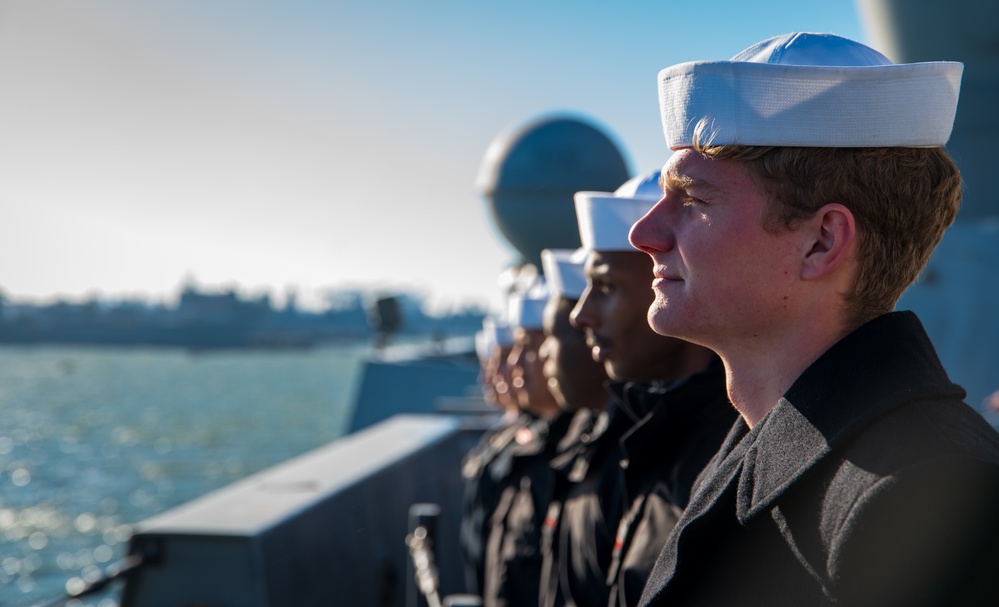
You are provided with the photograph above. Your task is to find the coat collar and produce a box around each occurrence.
[555,407,600,455]
[613,357,730,469]
[641,312,964,603]
[549,399,633,482]
[734,311,965,522]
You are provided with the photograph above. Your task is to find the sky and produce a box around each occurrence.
[0,1,868,313]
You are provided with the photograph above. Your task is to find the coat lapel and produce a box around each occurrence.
[641,312,967,606]
[736,397,830,522]
[736,312,966,520]
[639,417,750,603]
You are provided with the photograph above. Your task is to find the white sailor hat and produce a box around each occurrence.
[658,32,963,149]
[574,170,663,252]
[479,315,513,358]
[507,282,549,331]
[540,248,589,299]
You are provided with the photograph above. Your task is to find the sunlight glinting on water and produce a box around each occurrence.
[0,343,369,606]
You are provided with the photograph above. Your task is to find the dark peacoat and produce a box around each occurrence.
[606,362,736,607]
[481,410,574,607]
[639,311,999,607]
[541,360,734,607]
[459,411,537,596]
[540,402,632,607]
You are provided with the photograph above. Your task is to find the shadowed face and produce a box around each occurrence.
[489,344,517,410]
[540,294,607,411]
[570,250,692,382]
[509,327,560,417]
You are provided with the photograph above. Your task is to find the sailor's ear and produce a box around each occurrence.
[800,203,856,281]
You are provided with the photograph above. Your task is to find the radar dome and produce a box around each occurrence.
[476,115,630,268]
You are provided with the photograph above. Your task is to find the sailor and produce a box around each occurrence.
[630,32,999,606]
[539,171,736,607]
[477,315,522,424]
[481,282,575,607]
[538,248,610,416]
[459,314,534,597]
[506,282,566,423]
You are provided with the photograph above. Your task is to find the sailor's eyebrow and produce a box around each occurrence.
[661,169,717,194]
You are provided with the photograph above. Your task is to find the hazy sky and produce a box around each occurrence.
[0,1,867,312]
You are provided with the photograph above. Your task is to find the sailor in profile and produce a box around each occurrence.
[538,248,610,417]
[474,317,517,422]
[540,171,735,607]
[479,281,575,607]
[459,313,531,597]
[630,32,999,606]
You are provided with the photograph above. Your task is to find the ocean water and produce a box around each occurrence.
[0,342,375,607]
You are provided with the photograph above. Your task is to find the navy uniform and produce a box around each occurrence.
[540,403,628,607]
[540,360,734,607]
[459,410,535,596]
[634,31,999,607]
[639,313,999,607]
[481,409,574,607]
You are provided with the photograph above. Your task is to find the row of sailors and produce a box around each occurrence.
[460,169,735,607]
[457,31,999,607]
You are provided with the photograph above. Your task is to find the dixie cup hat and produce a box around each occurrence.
[658,32,963,149]
[574,169,664,252]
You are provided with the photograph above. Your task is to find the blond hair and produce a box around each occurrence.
[693,132,962,322]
